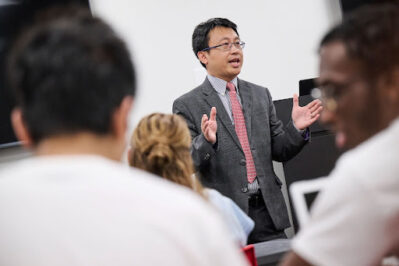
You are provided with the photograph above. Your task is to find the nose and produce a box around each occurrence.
[230,43,241,54]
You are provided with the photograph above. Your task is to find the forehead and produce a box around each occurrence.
[319,41,361,84]
[208,26,239,44]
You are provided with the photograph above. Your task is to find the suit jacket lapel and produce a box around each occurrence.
[238,78,253,140]
[201,78,242,150]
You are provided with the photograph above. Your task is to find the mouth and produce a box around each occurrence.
[324,121,347,149]
[228,58,241,68]
[335,130,347,149]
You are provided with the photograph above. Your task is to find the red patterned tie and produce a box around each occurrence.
[227,82,257,183]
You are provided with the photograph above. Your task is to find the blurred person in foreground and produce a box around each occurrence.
[0,6,248,266]
[128,113,255,246]
[374,214,399,266]
[281,3,399,266]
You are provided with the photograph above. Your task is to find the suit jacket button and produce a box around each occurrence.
[204,153,210,160]
[241,187,248,193]
[240,159,246,166]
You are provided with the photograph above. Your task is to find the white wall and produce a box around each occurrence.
[0,2,343,166]
[90,0,342,132]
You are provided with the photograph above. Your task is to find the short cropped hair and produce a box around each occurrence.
[192,18,239,68]
[320,3,399,82]
[7,6,136,144]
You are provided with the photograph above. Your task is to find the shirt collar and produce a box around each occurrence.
[207,74,238,95]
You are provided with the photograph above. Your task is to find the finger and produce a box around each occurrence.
[312,99,322,108]
[309,106,323,117]
[202,114,208,124]
[314,106,323,115]
[311,113,320,122]
[309,102,321,113]
[305,114,319,127]
[292,94,299,108]
[306,99,319,110]
[202,121,209,132]
[204,126,211,139]
[210,107,217,121]
[201,114,208,132]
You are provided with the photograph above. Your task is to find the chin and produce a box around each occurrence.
[230,69,241,77]
[344,137,366,151]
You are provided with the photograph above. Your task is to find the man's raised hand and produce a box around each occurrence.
[201,107,217,144]
[291,94,323,130]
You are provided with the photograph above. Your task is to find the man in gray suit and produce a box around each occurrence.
[173,18,322,243]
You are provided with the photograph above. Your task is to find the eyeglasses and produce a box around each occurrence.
[311,83,344,112]
[312,78,362,112]
[311,85,339,112]
[201,41,246,52]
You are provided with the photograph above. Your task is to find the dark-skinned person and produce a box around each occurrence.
[281,3,399,266]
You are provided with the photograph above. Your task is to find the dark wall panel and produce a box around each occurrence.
[273,96,342,231]
[0,0,90,148]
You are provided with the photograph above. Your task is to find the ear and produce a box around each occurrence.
[386,68,399,102]
[197,51,208,66]
[127,146,132,166]
[11,108,33,148]
[377,68,399,110]
[111,96,134,140]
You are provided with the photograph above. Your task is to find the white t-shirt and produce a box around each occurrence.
[292,118,399,266]
[0,155,248,266]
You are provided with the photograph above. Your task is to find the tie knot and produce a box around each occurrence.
[226,82,235,92]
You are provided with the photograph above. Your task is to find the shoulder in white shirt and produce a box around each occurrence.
[0,155,248,266]
[292,118,399,265]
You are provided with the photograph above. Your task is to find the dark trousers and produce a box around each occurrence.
[247,190,286,244]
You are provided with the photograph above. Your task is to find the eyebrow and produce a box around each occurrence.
[216,37,240,43]
[315,78,326,87]
[317,77,341,87]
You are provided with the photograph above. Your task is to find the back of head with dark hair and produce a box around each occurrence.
[192,18,238,68]
[7,6,136,144]
[320,3,399,82]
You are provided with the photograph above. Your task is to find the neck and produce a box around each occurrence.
[34,132,124,161]
[207,73,237,82]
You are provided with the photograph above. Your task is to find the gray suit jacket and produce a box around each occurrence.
[173,77,307,230]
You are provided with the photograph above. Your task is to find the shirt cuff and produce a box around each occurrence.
[302,128,310,140]
[293,122,309,140]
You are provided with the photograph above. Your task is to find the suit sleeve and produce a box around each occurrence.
[265,89,308,162]
[173,99,216,170]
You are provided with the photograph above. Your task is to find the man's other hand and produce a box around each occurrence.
[291,94,323,130]
[201,107,217,144]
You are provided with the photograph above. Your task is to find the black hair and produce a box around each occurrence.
[192,18,239,68]
[7,6,136,144]
[320,3,399,82]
